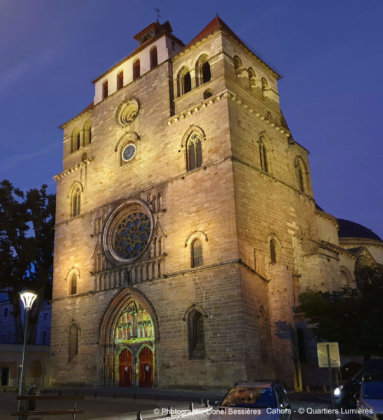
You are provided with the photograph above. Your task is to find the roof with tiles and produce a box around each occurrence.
[182,15,281,78]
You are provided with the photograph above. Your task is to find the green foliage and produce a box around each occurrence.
[0,180,55,343]
[297,268,383,357]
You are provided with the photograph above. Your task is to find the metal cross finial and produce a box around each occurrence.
[154,8,161,23]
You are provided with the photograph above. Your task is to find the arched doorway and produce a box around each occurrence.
[139,347,153,388]
[100,289,158,388]
[119,349,133,387]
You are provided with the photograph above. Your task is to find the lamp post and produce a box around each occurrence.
[17,290,37,418]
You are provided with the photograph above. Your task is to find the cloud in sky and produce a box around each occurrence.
[0,48,58,99]
[0,142,60,174]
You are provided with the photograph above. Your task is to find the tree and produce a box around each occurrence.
[297,267,383,358]
[0,180,55,344]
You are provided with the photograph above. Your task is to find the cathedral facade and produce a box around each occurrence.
[50,17,383,389]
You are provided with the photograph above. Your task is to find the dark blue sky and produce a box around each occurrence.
[0,0,382,237]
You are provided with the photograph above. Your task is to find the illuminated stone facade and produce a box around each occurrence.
[50,18,383,389]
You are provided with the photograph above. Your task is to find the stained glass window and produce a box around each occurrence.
[113,212,151,260]
[114,301,154,344]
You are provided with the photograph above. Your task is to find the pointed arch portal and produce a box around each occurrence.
[99,288,158,387]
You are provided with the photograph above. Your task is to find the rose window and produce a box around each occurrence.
[113,212,151,260]
[103,200,153,264]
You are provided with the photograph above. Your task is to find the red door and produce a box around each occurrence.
[119,349,133,387]
[139,347,153,388]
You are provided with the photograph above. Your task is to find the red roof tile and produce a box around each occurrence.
[183,15,281,78]
[185,15,243,49]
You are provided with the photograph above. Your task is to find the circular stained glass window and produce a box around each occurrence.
[122,144,136,162]
[102,201,153,264]
[113,212,151,260]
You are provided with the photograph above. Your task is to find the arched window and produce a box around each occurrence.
[71,185,81,217]
[117,71,124,90]
[196,55,211,86]
[133,59,140,80]
[188,309,205,359]
[270,239,277,264]
[68,324,79,362]
[297,165,304,192]
[83,121,91,145]
[186,132,202,171]
[102,80,108,99]
[261,77,268,98]
[70,274,77,295]
[177,67,192,96]
[295,158,307,193]
[259,138,268,173]
[71,129,81,152]
[150,46,158,69]
[202,61,211,84]
[191,239,203,268]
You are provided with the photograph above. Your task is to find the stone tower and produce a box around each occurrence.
[50,17,341,389]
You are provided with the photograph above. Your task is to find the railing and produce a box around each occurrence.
[93,256,164,292]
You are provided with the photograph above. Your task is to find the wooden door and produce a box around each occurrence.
[119,349,133,387]
[138,347,153,388]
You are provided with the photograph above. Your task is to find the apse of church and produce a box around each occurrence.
[50,17,362,390]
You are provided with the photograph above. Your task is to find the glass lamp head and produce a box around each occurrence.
[19,291,37,311]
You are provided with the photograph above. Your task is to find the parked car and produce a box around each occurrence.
[334,360,383,409]
[209,381,291,420]
[357,379,383,419]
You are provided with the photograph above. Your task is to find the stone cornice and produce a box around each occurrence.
[340,237,383,249]
[53,158,93,181]
[166,89,228,126]
[318,240,357,259]
[166,88,292,141]
[315,209,339,228]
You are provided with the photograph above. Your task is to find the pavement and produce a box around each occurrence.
[0,388,358,420]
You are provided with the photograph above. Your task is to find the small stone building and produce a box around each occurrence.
[50,17,383,389]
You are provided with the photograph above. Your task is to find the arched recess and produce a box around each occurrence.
[294,156,309,193]
[183,304,207,360]
[69,181,84,218]
[180,125,206,149]
[137,344,155,387]
[71,128,81,152]
[339,266,353,287]
[185,231,208,267]
[66,267,80,295]
[266,233,282,264]
[83,120,91,145]
[258,135,269,173]
[261,77,268,98]
[115,131,140,166]
[133,59,140,80]
[233,55,242,73]
[184,230,208,248]
[67,320,81,363]
[195,54,211,87]
[150,46,158,69]
[177,66,192,96]
[248,67,256,90]
[99,287,159,386]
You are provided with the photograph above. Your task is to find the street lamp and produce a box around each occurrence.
[17,290,37,418]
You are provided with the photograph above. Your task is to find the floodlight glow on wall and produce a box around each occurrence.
[19,291,37,311]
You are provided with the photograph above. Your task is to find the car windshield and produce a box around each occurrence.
[220,386,276,408]
[363,382,383,400]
